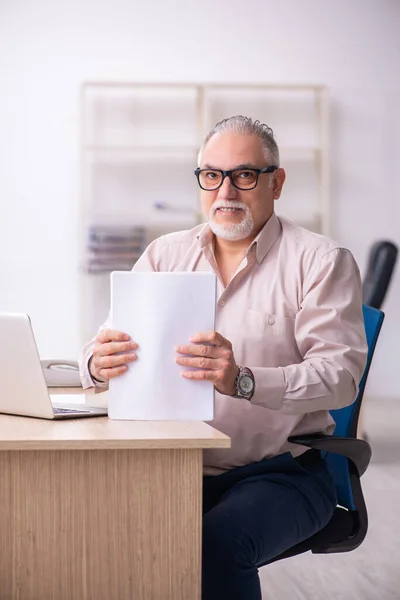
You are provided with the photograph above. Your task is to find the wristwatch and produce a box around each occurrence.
[233,366,255,400]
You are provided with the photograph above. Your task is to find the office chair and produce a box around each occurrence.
[257,304,384,567]
[360,240,397,439]
[362,240,398,309]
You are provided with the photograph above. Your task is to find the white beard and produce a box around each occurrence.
[209,201,254,241]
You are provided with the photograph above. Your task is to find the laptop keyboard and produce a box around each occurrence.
[53,406,91,414]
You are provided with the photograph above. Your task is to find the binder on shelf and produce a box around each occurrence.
[84,224,147,274]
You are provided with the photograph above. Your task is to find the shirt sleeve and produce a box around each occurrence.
[79,241,159,391]
[250,248,368,415]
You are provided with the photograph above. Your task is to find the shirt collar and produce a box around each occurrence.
[197,222,214,250]
[197,212,282,264]
[252,212,282,263]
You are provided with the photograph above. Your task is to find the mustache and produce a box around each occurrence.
[211,200,248,214]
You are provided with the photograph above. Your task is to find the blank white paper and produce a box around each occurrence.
[108,271,217,420]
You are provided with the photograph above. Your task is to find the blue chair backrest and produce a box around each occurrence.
[326,305,384,509]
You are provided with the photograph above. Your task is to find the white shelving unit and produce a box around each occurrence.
[80,82,330,343]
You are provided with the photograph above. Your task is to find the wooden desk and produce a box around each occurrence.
[0,415,230,600]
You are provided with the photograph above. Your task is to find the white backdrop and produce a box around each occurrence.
[0,0,399,398]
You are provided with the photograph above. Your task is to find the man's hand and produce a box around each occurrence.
[175,331,238,396]
[90,329,138,382]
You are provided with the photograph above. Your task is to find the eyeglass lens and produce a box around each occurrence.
[199,169,258,190]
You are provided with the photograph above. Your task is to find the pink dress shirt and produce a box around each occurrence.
[80,213,368,475]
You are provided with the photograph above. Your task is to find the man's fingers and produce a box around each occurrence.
[175,356,216,370]
[97,340,138,357]
[175,343,226,357]
[181,370,216,382]
[98,329,130,344]
[91,329,138,382]
[97,365,129,380]
[189,331,230,347]
[96,352,137,370]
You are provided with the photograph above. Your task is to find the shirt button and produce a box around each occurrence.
[219,300,226,307]
[268,316,275,325]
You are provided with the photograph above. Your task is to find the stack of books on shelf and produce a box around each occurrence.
[85,224,147,274]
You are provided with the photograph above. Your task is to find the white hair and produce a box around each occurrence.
[198,115,280,166]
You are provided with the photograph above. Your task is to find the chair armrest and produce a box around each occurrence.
[288,434,371,476]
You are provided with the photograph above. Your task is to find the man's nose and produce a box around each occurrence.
[218,175,238,198]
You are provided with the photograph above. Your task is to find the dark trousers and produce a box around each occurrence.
[202,451,337,600]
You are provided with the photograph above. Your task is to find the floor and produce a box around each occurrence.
[260,397,400,600]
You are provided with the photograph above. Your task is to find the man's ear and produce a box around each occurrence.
[273,168,286,200]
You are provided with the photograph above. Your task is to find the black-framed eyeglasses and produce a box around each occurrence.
[194,166,278,191]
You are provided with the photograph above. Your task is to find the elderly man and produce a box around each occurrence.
[80,116,367,600]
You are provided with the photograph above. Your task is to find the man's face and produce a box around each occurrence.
[199,132,285,242]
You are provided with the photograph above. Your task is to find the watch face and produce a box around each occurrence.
[239,375,254,394]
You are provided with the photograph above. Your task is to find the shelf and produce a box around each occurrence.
[84,82,326,91]
[202,87,320,149]
[84,210,200,227]
[84,154,199,219]
[83,145,318,156]
[80,81,329,344]
[83,84,199,148]
[83,145,200,153]
[83,148,199,165]
[279,147,320,158]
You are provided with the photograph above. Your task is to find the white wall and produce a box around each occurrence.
[0,0,399,398]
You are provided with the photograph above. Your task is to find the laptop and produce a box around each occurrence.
[0,313,107,419]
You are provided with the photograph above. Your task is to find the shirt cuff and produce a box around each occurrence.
[250,366,286,410]
[79,355,109,392]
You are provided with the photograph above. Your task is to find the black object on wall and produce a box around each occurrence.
[362,241,398,309]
